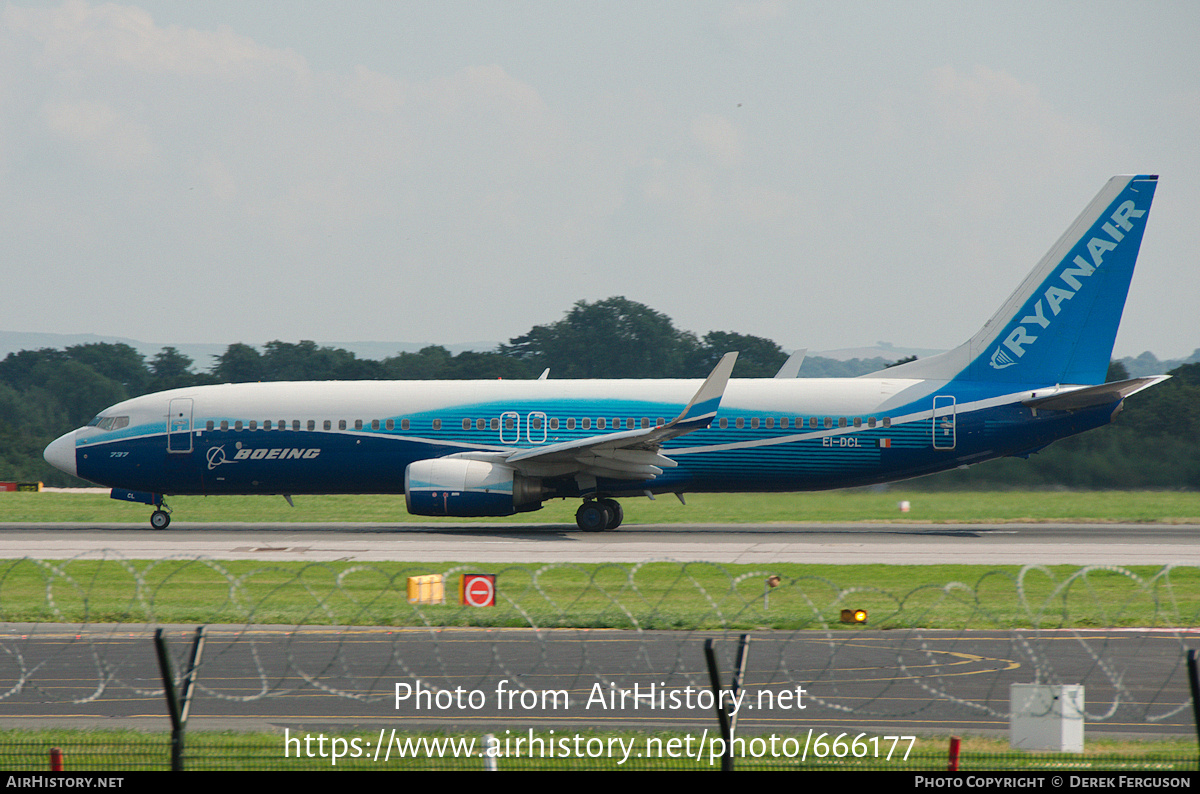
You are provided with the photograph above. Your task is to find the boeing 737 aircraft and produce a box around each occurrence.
[45,175,1164,531]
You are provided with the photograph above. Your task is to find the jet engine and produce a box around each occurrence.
[405,458,544,517]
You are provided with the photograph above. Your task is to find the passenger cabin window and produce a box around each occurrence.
[221,421,229,431]
[355,420,363,430]
[235,421,243,430]
[371,420,380,430]
[339,420,347,430]
[324,420,332,430]
[402,419,411,430]
[206,421,214,431]
[431,419,439,430]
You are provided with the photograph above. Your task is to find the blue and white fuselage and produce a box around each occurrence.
[44,175,1165,530]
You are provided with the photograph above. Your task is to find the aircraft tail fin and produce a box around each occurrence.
[865,175,1158,385]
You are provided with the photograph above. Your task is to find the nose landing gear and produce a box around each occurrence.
[150,499,172,530]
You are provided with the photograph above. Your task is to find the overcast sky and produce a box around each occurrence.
[2,1,1197,359]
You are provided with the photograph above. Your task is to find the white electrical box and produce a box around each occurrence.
[1009,684,1084,753]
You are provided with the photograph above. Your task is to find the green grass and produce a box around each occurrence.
[2,558,1197,630]
[0,729,1193,771]
[5,489,1200,524]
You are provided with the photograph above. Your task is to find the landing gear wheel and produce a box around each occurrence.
[575,501,611,532]
[150,510,171,530]
[599,498,623,530]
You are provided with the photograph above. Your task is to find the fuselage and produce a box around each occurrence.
[50,375,1116,499]
[39,175,1160,531]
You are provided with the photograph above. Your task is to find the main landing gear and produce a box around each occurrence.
[575,498,623,532]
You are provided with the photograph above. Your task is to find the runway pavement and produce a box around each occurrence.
[1,521,1199,565]
[1,522,1197,741]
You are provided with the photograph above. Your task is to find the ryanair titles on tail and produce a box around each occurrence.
[990,199,1146,370]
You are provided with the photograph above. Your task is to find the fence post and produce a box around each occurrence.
[703,634,750,772]
[154,626,207,771]
[1187,649,1200,771]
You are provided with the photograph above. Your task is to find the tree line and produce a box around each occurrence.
[1,296,1194,489]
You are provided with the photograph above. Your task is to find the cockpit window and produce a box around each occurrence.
[87,415,129,431]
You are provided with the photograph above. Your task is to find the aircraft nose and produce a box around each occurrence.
[44,430,78,477]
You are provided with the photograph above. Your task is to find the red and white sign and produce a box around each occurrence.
[460,574,496,607]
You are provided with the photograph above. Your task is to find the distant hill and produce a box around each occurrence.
[1116,349,1200,378]
[811,342,946,362]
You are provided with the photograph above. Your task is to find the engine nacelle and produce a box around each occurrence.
[405,458,544,517]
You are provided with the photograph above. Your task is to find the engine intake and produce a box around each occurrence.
[405,458,544,517]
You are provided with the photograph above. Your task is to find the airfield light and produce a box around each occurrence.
[840,608,868,625]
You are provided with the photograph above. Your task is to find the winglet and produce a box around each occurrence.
[774,349,806,378]
[670,352,737,429]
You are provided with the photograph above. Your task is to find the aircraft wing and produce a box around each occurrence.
[499,352,738,481]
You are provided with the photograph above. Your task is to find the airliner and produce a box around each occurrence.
[45,175,1164,531]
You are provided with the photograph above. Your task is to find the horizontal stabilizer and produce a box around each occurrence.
[1022,376,1169,411]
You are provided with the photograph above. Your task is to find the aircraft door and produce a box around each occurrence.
[932,395,956,450]
[167,398,194,453]
[500,411,520,444]
[527,412,547,444]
